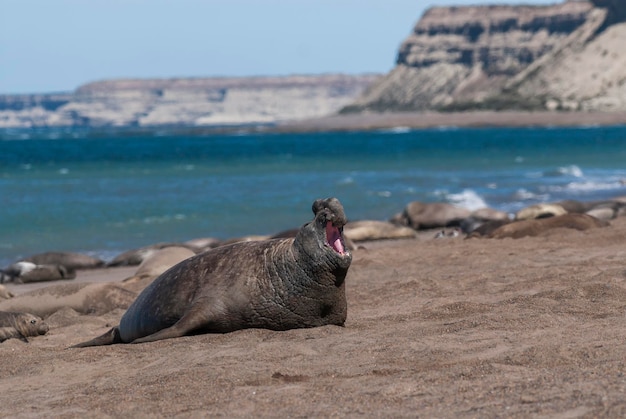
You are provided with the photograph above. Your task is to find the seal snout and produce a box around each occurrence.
[312,197,348,227]
[37,320,50,335]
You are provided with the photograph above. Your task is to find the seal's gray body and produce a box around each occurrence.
[73,197,351,346]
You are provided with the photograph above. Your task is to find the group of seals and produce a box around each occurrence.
[0,311,49,343]
[0,261,76,284]
[21,252,105,271]
[486,213,609,239]
[72,197,352,347]
[1,251,107,284]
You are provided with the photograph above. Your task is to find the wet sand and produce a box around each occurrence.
[1,216,625,417]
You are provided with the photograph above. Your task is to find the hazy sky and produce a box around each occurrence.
[1,0,558,94]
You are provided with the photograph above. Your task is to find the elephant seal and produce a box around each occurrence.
[0,261,36,283]
[488,213,608,239]
[0,285,14,300]
[0,311,49,343]
[107,243,199,267]
[1,262,75,284]
[22,252,105,270]
[0,282,137,318]
[392,202,471,230]
[18,264,76,283]
[344,220,416,242]
[72,197,352,347]
[122,246,197,291]
[465,219,511,238]
[515,203,567,220]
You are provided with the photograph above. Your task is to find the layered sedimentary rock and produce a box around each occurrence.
[0,74,378,128]
[344,0,626,113]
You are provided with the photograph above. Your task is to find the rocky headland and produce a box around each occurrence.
[343,0,626,114]
[2,0,626,130]
[0,74,379,128]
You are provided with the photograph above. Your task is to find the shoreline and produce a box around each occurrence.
[4,111,626,138]
[274,110,626,133]
[1,217,626,416]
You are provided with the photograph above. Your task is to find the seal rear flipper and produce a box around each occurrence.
[130,309,209,344]
[130,321,196,344]
[70,327,123,348]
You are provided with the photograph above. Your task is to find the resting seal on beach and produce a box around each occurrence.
[0,311,49,343]
[0,282,137,318]
[21,252,105,271]
[488,213,608,239]
[72,197,352,347]
[0,262,75,284]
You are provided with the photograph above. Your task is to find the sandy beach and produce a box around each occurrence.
[1,214,625,417]
[277,110,626,132]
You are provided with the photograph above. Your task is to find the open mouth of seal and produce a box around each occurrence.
[325,222,346,255]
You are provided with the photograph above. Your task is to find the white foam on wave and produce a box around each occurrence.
[546,180,625,193]
[514,188,549,201]
[445,189,488,211]
[142,213,187,224]
[337,176,354,185]
[379,126,411,134]
[557,165,584,177]
[525,171,543,179]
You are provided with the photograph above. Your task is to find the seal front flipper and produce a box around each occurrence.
[70,326,123,348]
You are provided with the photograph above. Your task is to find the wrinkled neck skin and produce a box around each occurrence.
[292,220,351,286]
[257,221,351,328]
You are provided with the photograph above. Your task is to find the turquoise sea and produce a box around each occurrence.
[1,125,625,267]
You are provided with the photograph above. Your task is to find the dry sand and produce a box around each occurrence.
[0,216,625,417]
[277,110,626,132]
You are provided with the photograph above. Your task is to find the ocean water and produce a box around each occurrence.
[1,125,625,267]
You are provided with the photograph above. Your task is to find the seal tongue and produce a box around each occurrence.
[326,222,345,255]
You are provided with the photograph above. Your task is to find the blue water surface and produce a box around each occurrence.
[1,125,625,265]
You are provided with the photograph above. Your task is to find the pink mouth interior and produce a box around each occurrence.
[326,222,345,255]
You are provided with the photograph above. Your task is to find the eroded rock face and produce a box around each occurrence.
[344,1,626,113]
[398,3,592,75]
[0,74,379,128]
[591,0,626,26]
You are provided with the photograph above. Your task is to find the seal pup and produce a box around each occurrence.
[72,197,352,347]
[0,311,49,343]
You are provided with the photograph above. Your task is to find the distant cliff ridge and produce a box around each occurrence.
[0,74,378,128]
[3,0,625,129]
[344,0,626,113]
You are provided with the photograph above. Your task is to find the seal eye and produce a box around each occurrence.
[30,319,37,324]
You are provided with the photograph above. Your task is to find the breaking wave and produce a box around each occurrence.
[444,189,488,211]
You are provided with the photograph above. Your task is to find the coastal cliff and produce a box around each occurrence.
[344,0,626,113]
[0,74,378,128]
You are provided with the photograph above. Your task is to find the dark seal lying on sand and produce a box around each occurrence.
[72,197,352,347]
